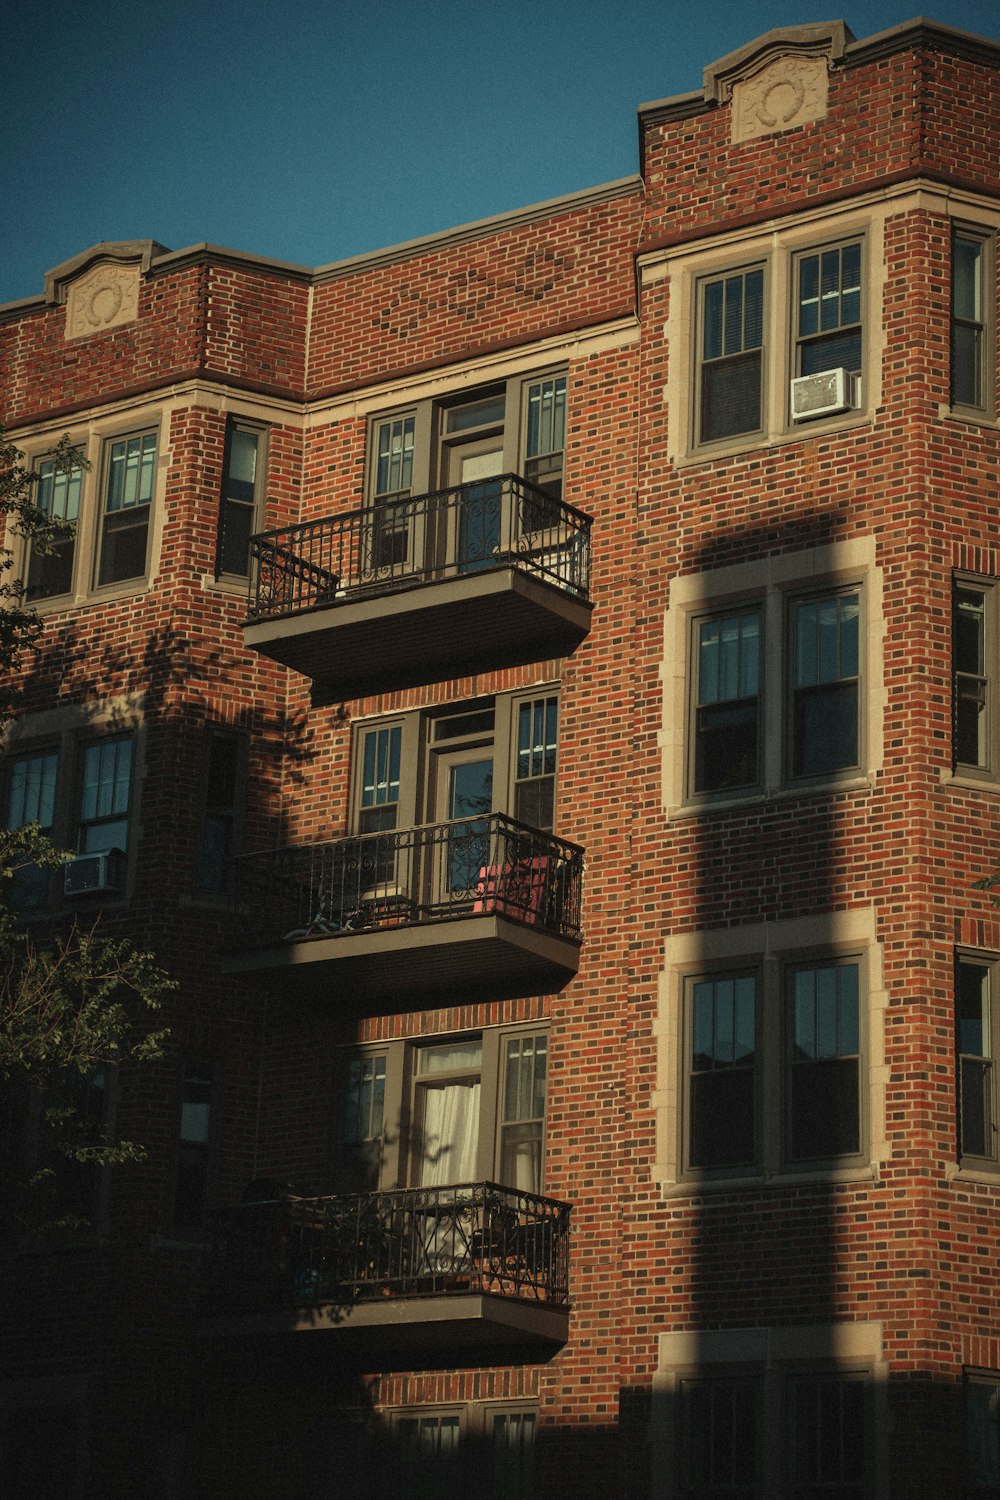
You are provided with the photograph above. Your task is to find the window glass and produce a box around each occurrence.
[953,232,988,410]
[689,973,757,1170]
[500,1033,548,1192]
[197,732,244,894]
[787,1374,866,1495]
[797,243,863,377]
[788,961,861,1161]
[174,1061,215,1228]
[6,748,59,909]
[374,416,415,499]
[680,1376,758,1496]
[27,456,81,600]
[360,726,401,834]
[524,375,567,501]
[967,1376,1000,1494]
[490,1409,537,1500]
[78,736,133,853]
[98,432,156,585]
[695,609,761,792]
[514,696,558,830]
[700,268,764,443]
[791,591,860,777]
[218,424,260,577]
[957,960,995,1162]
[956,586,990,769]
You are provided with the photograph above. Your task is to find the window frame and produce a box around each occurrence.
[194,728,248,897]
[951,225,995,420]
[791,236,865,391]
[693,261,767,450]
[25,449,84,603]
[688,603,764,797]
[964,1368,1000,1498]
[955,952,1000,1173]
[783,954,866,1170]
[75,732,135,856]
[170,1056,222,1233]
[215,418,268,580]
[335,1021,550,1195]
[954,575,998,780]
[786,582,864,784]
[94,428,159,589]
[682,966,761,1178]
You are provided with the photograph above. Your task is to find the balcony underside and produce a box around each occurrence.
[201,1290,569,1359]
[221,911,581,1002]
[243,567,593,700]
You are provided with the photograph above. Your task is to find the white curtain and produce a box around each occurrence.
[418,1080,481,1185]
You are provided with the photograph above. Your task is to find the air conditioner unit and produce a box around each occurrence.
[63,849,126,897]
[790,367,853,421]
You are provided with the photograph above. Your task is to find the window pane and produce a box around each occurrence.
[789,964,861,1160]
[700,270,764,443]
[79,737,133,852]
[954,236,983,322]
[7,750,58,831]
[958,961,994,1161]
[695,610,760,792]
[967,1379,1000,1492]
[789,1375,866,1494]
[792,593,860,777]
[689,975,757,1169]
[491,1411,536,1500]
[375,416,415,498]
[681,1377,758,1495]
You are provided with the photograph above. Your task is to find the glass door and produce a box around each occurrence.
[439,751,494,899]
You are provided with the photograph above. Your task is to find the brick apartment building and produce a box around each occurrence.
[3,14,1000,1497]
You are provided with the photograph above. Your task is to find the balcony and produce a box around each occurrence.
[222,813,582,1002]
[201,1182,571,1358]
[243,476,593,699]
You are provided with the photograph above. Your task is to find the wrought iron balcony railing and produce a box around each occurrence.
[229,812,583,950]
[205,1182,571,1313]
[246,474,591,621]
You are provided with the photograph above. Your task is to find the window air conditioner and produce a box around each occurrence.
[63,849,126,897]
[790,368,853,421]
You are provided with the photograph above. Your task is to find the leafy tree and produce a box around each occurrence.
[0,429,173,1236]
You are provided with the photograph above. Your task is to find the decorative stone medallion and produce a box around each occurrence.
[65,261,141,340]
[731,54,829,143]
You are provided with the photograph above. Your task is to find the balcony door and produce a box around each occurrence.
[433,745,495,903]
[440,393,507,576]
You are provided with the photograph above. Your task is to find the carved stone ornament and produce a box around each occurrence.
[65,261,141,340]
[731,54,829,143]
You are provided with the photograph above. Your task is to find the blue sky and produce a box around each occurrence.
[3,0,1000,306]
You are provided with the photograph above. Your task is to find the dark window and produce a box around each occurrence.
[679,1376,759,1498]
[5,747,59,911]
[955,584,991,772]
[341,1052,387,1191]
[173,1060,217,1229]
[787,1373,866,1497]
[77,735,133,854]
[790,590,860,778]
[787,960,861,1163]
[966,1373,1000,1498]
[957,958,996,1165]
[97,432,156,585]
[27,455,81,600]
[489,1408,536,1500]
[694,608,761,793]
[197,731,245,894]
[688,973,758,1171]
[953,230,991,413]
[699,268,765,443]
[795,242,863,378]
[217,423,263,577]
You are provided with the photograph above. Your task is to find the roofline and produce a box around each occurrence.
[0,176,642,319]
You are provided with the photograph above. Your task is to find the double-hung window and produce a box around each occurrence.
[790,588,861,779]
[787,959,861,1163]
[27,456,82,601]
[794,240,863,380]
[77,735,133,854]
[216,421,265,578]
[697,267,765,445]
[6,747,60,910]
[692,608,761,793]
[954,578,996,776]
[966,1371,1000,1496]
[952,227,993,416]
[956,956,999,1169]
[196,730,246,895]
[172,1059,219,1230]
[97,431,157,586]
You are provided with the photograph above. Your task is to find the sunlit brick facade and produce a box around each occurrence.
[3,17,1000,1499]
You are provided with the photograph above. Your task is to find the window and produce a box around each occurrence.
[683,573,866,803]
[196,730,246,894]
[955,579,995,775]
[352,690,559,839]
[656,1327,882,1500]
[787,960,861,1163]
[77,735,133,854]
[6,747,59,910]
[794,240,863,379]
[172,1059,219,1230]
[366,371,568,580]
[97,431,157,586]
[966,1372,1000,1498]
[697,267,765,444]
[338,1024,548,1195]
[26,455,82,601]
[790,589,861,778]
[373,1405,537,1500]
[216,421,266,577]
[956,956,998,1168]
[681,956,864,1179]
[952,228,993,415]
[692,608,761,793]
